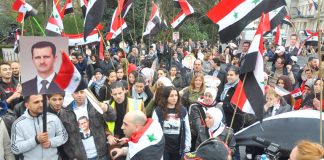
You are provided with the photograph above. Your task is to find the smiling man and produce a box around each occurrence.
[22,41,63,96]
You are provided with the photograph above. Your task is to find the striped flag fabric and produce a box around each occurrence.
[230,80,254,114]
[304,30,318,46]
[282,15,293,27]
[12,0,38,23]
[80,0,88,18]
[128,119,164,160]
[143,1,162,37]
[46,17,62,36]
[63,29,99,46]
[61,0,73,16]
[274,85,290,96]
[53,0,64,30]
[83,0,105,40]
[268,6,287,30]
[99,38,104,60]
[54,51,82,94]
[206,0,286,43]
[274,25,282,46]
[230,13,270,120]
[291,88,302,99]
[170,0,194,29]
[106,0,130,41]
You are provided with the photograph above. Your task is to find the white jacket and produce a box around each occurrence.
[11,110,68,160]
[0,118,14,160]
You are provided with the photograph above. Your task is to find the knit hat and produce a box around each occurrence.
[127,64,137,75]
[94,68,103,75]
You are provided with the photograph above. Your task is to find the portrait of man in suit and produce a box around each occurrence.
[22,41,63,96]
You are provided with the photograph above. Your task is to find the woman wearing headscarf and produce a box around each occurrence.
[189,88,219,150]
[89,68,106,99]
[205,107,235,154]
[301,78,324,110]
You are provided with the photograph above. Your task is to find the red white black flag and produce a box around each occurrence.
[170,0,194,29]
[231,13,270,121]
[12,0,38,23]
[143,1,161,37]
[206,0,286,43]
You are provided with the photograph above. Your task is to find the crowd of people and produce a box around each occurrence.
[0,34,324,160]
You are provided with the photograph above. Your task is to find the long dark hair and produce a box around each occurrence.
[159,86,182,120]
[277,75,293,91]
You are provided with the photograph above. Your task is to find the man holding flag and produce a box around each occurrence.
[110,111,165,160]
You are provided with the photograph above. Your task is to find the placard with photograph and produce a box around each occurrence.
[20,36,68,97]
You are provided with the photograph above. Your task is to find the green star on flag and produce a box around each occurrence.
[147,133,157,142]
[234,12,238,19]
[74,77,80,82]
[252,0,260,5]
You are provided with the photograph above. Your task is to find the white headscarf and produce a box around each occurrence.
[206,107,225,138]
[157,77,173,87]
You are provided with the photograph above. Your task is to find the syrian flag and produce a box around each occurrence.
[46,17,62,36]
[291,88,302,99]
[128,119,164,160]
[61,0,73,17]
[170,0,194,29]
[83,0,105,40]
[80,0,88,18]
[121,0,134,18]
[13,29,20,53]
[143,1,162,37]
[63,29,99,46]
[274,25,282,46]
[53,0,64,30]
[54,51,82,94]
[12,0,38,23]
[106,0,128,41]
[230,80,253,114]
[282,15,293,27]
[161,18,168,30]
[206,0,286,43]
[268,6,287,30]
[274,85,290,96]
[230,13,270,120]
[304,30,318,46]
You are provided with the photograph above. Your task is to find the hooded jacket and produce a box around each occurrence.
[11,110,68,160]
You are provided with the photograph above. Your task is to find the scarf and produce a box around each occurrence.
[206,107,225,138]
[93,77,106,95]
[132,85,148,102]
[220,79,239,101]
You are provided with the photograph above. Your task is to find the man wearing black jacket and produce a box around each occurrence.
[208,58,227,102]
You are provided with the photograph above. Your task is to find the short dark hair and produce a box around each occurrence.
[31,41,56,57]
[135,76,145,84]
[47,93,65,99]
[212,57,221,66]
[110,81,125,91]
[243,41,251,46]
[277,57,286,65]
[290,33,298,38]
[228,66,239,75]
[78,116,88,122]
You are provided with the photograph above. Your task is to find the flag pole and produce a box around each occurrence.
[141,0,149,40]
[28,17,34,36]
[32,17,46,36]
[21,22,24,36]
[132,1,136,43]
[316,0,323,145]
[225,73,247,144]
